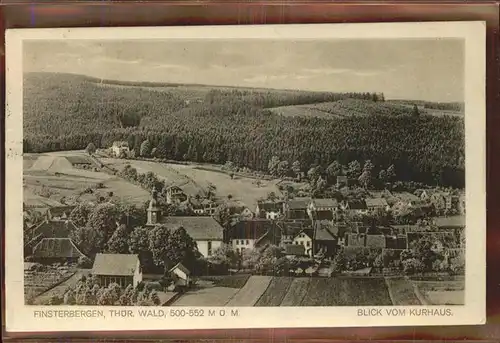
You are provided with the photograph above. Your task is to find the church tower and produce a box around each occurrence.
[147,186,161,225]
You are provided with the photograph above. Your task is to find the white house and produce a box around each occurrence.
[256,200,284,220]
[228,219,275,255]
[92,253,142,288]
[307,198,338,220]
[169,262,191,287]
[111,141,130,158]
[292,229,314,257]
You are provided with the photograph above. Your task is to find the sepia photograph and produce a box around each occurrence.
[5,22,486,331]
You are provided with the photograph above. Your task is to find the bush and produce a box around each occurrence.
[77,256,93,269]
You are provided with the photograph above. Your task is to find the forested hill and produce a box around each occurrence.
[23,72,465,188]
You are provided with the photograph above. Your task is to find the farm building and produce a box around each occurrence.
[32,238,86,264]
[46,206,76,220]
[256,200,284,220]
[284,197,310,220]
[65,155,96,168]
[92,253,142,288]
[169,262,191,288]
[111,141,130,157]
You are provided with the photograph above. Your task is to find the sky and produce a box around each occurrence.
[23,38,464,102]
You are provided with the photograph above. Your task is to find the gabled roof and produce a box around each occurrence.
[395,192,420,202]
[33,238,86,259]
[287,197,311,210]
[346,200,367,210]
[365,198,388,208]
[433,215,465,228]
[92,253,139,276]
[294,228,314,240]
[311,198,338,208]
[157,216,224,240]
[32,219,78,239]
[169,262,191,276]
[229,219,273,240]
[313,221,338,241]
[366,234,386,248]
[276,220,309,237]
[257,200,283,212]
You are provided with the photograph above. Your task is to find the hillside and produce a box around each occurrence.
[23,72,465,188]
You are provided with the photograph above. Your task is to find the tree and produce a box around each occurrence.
[358,170,371,189]
[277,160,290,177]
[85,142,97,155]
[148,225,199,273]
[291,160,301,178]
[378,169,387,183]
[386,164,396,182]
[86,203,120,251]
[402,258,425,275]
[347,160,361,179]
[363,160,375,173]
[107,224,130,254]
[209,244,241,271]
[412,104,420,117]
[128,226,155,271]
[213,204,231,229]
[326,161,342,183]
[307,166,321,183]
[69,202,95,228]
[267,156,280,176]
[267,192,277,202]
[77,255,93,269]
[332,250,346,273]
[140,139,152,157]
[70,225,104,257]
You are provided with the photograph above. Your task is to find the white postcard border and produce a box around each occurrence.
[5,22,486,332]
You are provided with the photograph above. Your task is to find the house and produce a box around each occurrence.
[307,198,338,221]
[188,198,219,216]
[46,206,76,220]
[340,200,368,216]
[111,141,130,158]
[256,200,284,220]
[32,238,86,264]
[284,197,311,220]
[169,262,191,288]
[165,185,188,204]
[283,244,306,259]
[227,219,277,255]
[364,198,389,212]
[312,221,338,258]
[292,229,314,256]
[226,200,254,220]
[153,217,224,258]
[276,220,310,246]
[92,253,143,288]
[393,192,422,208]
[29,218,78,240]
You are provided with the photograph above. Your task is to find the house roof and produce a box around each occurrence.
[294,228,314,240]
[33,238,86,259]
[92,253,139,276]
[158,216,224,240]
[229,219,273,240]
[276,220,310,237]
[169,262,191,276]
[32,219,78,239]
[287,197,311,210]
[313,221,338,240]
[257,200,283,212]
[433,215,465,228]
[346,200,367,210]
[284,244,306,256]
[395,192,420,202]
[311,198,338,208]
[65,156,93,165]
[48,206,76,218]
[366,235,386,248]
[365,198,388,208]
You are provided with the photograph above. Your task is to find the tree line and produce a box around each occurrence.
[24,72,465,188]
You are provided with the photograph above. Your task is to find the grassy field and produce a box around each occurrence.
[385,277,422,305]
[101,156,281,209]
[255,277,294,307]
[23,153,151,207]
[225,276,273,306]
[412,279,464,305]
[173,286,240,306]
[269,99,463,119]
[280,278,311,306]
[24,266,77,304]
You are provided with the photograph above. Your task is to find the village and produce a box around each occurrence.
[22,140,466,307]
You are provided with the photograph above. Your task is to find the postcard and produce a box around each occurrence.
[4,22,486,332]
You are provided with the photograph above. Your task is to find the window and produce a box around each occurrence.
[246,240,249,245]
[306,241,311,247]
[207,241,212,256]
[241,247,245,254]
